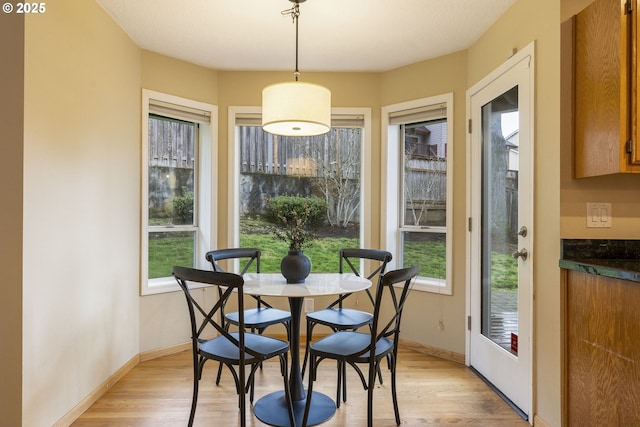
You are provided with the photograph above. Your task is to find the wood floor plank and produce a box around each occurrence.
[71,348,529,426]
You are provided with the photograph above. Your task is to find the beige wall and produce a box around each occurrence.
[141,50,219,104]
[380,51,469,353]
[468,0,562,426]
[561,171,640,238]
[139,52,220,353]
[0,11,24,427]
[22,1,141,425]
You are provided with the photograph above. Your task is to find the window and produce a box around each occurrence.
[382,94,453,294]
[228,107,371,273]
[141,90,217,295]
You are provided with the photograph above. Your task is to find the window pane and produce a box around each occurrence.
[147,114,198,282]
[402,231,446,280]
[384,94,452,294]
[403,120,447,228]
[148,231,196,279]
[238,126,361,273]
[148,115,196,226]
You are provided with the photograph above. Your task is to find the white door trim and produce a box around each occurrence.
[465,40,535,419]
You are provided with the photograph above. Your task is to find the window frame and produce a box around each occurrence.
[381,93,454,295]
[227,106,372,266]
[141,89,217,295]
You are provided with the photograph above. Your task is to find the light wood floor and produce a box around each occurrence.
[72,347,529,426]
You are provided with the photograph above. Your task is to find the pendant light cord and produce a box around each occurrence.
[282,1,302,81]
[294,6,299,81]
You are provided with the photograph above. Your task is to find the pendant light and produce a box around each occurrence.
[262,0,331,137]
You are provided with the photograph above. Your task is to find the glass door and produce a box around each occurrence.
[467,43,533,418]
[481,86,521,354]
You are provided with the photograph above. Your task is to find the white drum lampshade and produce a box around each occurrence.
[262,81,331,136]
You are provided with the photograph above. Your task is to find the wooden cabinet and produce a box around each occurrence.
[563,269,640,426]
[574,0,640,177]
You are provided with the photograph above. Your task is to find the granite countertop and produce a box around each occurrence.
[559,239,640,283]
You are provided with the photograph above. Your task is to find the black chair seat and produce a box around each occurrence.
[225,307,292,331]
[310,331,394,360]
[200,332,290,363]
[306,308,373,330]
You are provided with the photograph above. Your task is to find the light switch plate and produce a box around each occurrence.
[586,203,612,228]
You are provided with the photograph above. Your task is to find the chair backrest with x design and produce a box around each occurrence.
[205,248,260,274]
[173,266,252,362]
[330,248,393,309]
[369,265,419,354]
[205,248,273,310]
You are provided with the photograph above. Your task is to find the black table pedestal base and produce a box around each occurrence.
[253,390,335,427]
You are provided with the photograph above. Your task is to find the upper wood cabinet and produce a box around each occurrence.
[574,0,640,177]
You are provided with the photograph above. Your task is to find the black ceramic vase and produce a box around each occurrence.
[280,250,311,284]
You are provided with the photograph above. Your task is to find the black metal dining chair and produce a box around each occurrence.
[172,266,295,427]
[205,248,292,390]
[301,248,392,406]
[301,265,419,427]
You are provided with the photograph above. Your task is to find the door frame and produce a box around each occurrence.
[465,41,535,418]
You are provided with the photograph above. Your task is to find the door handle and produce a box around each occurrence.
[512,248,528,261]
[518,226,527,237]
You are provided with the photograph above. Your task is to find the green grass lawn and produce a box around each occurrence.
[402,239,446,279]
[490,252,518,289]
[239,234,356,273]
[148,220,517,290]
[148,232,194,279]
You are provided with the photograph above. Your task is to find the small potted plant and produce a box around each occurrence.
[265,196,326,283]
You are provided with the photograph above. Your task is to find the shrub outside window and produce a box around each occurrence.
[229,107,371,274]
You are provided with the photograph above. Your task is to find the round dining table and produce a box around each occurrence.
[242,272,371,427]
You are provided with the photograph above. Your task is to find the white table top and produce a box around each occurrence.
[242,272,371,298]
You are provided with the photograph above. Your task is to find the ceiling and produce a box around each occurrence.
[96,0,517,73]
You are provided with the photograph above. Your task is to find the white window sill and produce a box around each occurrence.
[396,275,452,295]
[142,276,209,296]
